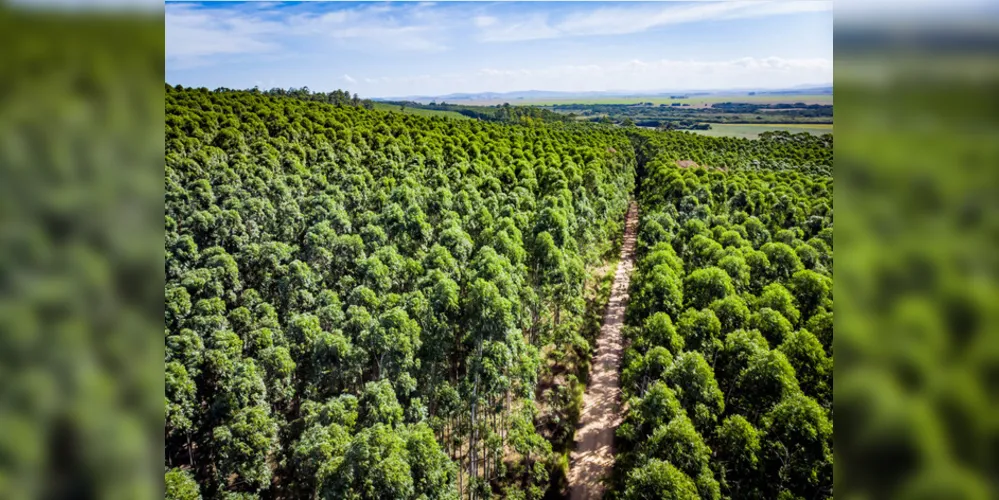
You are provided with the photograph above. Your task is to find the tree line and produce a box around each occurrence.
[201,85,377,109]
[388,101,574,124]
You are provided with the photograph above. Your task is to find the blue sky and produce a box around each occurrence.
[166,1,833,97]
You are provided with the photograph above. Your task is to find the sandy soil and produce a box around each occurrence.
[568,202,638,500]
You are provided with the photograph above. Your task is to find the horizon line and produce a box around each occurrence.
[370,83,834,100]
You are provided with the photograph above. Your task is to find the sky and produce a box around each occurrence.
[166,1,834,98]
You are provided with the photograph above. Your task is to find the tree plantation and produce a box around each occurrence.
[164,85,832,499]
[611,131,832,500]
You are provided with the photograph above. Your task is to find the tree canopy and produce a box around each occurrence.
[612,129,832,499]
[163,85,831,500]
[164,85,635,499]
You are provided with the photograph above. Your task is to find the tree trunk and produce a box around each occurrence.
[458,412,464,497]
[470,357,480,500]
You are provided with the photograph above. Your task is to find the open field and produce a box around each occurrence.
[687,122,833,138]
[372,101,470,119]
[449,93,833,108]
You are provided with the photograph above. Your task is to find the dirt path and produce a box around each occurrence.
[568,201,638,500]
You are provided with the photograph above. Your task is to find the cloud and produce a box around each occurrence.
[167,2,832,96]
[555,2,746,37]
[166,3,284,65]
[476,1,832,42]
[280,3,449,51]
[328,26,446,52]
[477,14,561,42]
[167,2,448,68]
[474,16,497,28]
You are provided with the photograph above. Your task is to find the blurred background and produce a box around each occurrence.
[835,0,999,498]
[0,0,997,498]
[0,1,163,499]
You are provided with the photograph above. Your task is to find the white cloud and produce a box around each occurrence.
[328,26,446,51]
[556,2,745,37]
[478,14,561,42]
[476,1,832,42]
[474,16,497,28]
[167,2,448,68]
[283,4,447,51]
[167,2,832,96]
[166,3,284,65]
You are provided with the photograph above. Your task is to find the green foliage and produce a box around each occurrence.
[639,312,684,354]
[618,381,685,445]
[212,405,277,491]
[664,352,725,432]
[715,415,761,496]
[757,283,801,327]
[642,416,713,483]
[403,424,459,500]
[622,459,700,500]
[717,254,751,292]
[358,380,405,428]
[778,329,832,406]
[621,346,675,399]
[164,86,635,498]
[684,267,735,310]
[322,424,415,499]
[731,350,800,420]
[613,128,831,499]
[675,308,722,355]
[166,468,202,500]
[163,85,833,499]
[761,243,805,285]
[628,264,684,324]
[804,310,833,355]
[789,269,831,320]
[751,307,795,347]
[760,393,833,499]
[716,329,771,391]
[290,421,351,496]
[709,295,751,333]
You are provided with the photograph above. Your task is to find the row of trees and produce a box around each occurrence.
[609,130,833,499]
[629,129,832,175]
[707,102,833,118]
[195,85,377,109]
[164,85,635,499]
[392,101,574,124]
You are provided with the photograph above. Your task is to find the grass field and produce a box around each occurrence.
[455,93,833,107]
[372,102,470,119]
[687,123,833,139]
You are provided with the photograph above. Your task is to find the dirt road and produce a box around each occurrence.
[568,202,638,500]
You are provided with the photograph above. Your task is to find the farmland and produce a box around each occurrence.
[688,123,834,139]
[372,101,471,120]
